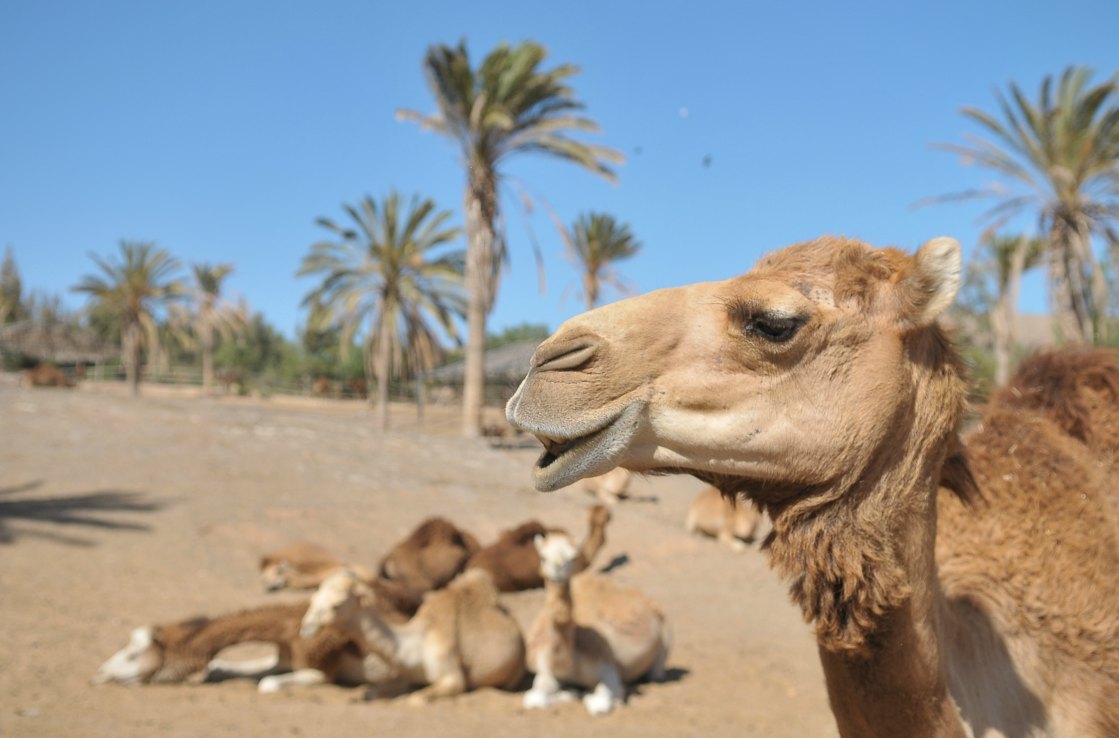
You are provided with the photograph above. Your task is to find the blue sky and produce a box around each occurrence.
[2,0,1116,339]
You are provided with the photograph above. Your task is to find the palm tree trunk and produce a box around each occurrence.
[1049,226,1091,344]
[375,309,392,431]
[584,271,598,311]
[123,320,141,397]
[993,238,1026,386]
[461,171,498,439]
[201,320,214,392]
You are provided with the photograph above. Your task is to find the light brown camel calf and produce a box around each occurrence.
[506,235,1119,737]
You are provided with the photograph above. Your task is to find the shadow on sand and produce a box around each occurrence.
[0,480,165,547]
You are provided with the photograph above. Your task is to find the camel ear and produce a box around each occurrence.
[898,237,961,328]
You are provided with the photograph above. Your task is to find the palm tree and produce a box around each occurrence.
[398,40,623,437]
[72,241,186,396]
[183,263,246,392]
[985,234,1045,384]
[297,192,465,430]
[934,66,1119,344]
[565,211,641,310]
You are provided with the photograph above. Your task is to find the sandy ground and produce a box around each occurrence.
[0,375,838,738]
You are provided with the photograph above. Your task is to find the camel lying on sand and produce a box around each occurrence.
[301,568,526,704]
[685,485,762,551]
[523,531,671,715]
[467,504,612,591]
[92,602,366,691]
[259,540,349,592]
[20,364,73,388]
[376,517,480,600]
[577,467,633,504]
[506,235,1119,737]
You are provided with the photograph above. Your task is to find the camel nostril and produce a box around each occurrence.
[533,338,599,373]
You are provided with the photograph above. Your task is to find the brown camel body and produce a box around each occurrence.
[466,504,612,591]
[376,517,481,599]
[506,235,1119,737]
[20,364,74,388]
[92,602,366,689]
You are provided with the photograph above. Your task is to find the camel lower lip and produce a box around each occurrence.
[529,403,642,491]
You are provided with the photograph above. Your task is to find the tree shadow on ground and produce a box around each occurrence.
[0,480,166,547]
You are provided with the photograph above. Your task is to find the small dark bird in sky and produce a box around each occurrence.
[634,145,643,155]
[702,154,713,167]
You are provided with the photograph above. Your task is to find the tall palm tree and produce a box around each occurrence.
[398,40,623,437]
[985,234,1045,384]
[72,241,186,396]
[297,192,465,430]
[934,66,1119,344]
[183,263,246,392]
[566,211,641,310]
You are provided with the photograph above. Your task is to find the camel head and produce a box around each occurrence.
[507,236,966,502]
[301,569,369,640]
[534,533,579,583]
[91,626,164,685]
[259,557,292,592]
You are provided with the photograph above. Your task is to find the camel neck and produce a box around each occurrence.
[814,485,966,738]
[543,576,575,629]
[153,606,298,682]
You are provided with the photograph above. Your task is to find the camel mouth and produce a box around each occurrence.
[528,403,642,492]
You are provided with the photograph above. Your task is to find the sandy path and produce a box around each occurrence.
[0,377,837,737]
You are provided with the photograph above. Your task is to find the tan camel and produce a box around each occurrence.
[301,567,526,704]
[376,517,481,600]
[506,235,1119,737]
[524,532,671,715]
[685,485,762,551]
[466,504,612,591]
[92,602,365,690]
[577,466,633,504]
[259,540,347,592]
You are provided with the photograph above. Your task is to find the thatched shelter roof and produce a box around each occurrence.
[0,321,116,363]
[428,339,540,384]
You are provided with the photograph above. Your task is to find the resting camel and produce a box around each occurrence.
[301,568,526,704]
[259,540,348,592]
[685,485,762,551]
[577,466,634,504]
[92,602,365,690]
[506,235,1119,737]
[466,504,612,591]
[20,363,73,388]
[376,517,481,600]
[93,576,420,692]
[524,532,671,715]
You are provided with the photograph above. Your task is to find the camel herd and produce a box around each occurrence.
[94,498,702,715]
[93,234,1119,736]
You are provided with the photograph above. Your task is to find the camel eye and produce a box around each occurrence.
[745,314,802,343]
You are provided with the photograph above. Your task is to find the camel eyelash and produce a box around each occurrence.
[726,300,807,343]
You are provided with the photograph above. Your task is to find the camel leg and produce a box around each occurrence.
[406,639,466,705]
[524,650,579,709]
[583,661,625,716]
[648,639,670,683]
[258,668,328,693]
[204,653,285,682]
[405,670,466,705]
